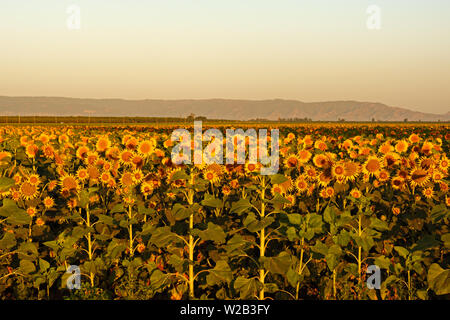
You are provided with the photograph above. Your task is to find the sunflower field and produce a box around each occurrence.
[0,123,449,300]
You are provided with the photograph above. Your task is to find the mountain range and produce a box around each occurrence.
[0,96,449,122]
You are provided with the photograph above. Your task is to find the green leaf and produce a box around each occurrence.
[323,206,336,224]
[233,276,262,299]
[230,198,252,214]
[39,259,50,272]
[430,204,450,223]
[311,241,328,258]
[411,235,439,252]
[287,213,302,225]
[170,169,189,181]
[110,203,125,213]
[206,260,232,285]
[441,233,450,249]
[19,260,36,274]
[270,174,288,185]
[370,217,389,231]
[201,194,223,208]
[243,212,274,232]
[427,263,450,295]
[196,222,226,244]
[149,227,180,247]
[394,246,409,259]
[374,256,391,270]
[263,252,292,275]
[0,232,16,250]
[172,203,193,221]
[97,214,114,226]
[0,177,15,192]
[79,190,89,208]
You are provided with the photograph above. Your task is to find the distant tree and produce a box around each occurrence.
[187,113,195,121]
[404,118,408,122]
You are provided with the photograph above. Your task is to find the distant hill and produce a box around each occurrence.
[0,96,449,122]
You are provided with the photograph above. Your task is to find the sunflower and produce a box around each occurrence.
[131,154,144,169]
[313,154,329,168]
[409,168,430,188]
[25,144,39,158]
[294,177,308,193]
[343,161,360,181]
[96,136,111,152]
[60,174,79,191]
[392,207,401,216]
[422,187,434,199]
[87,166,100,181]
[203,170,220,184]
[271,184,284,195]
[317,167,333,187]
[284,194,296,207]
[85,151,99,166]
[362,156,383,176]
[76,168,89,181]
[222,185,231,196]
[378,142,393,154]
[304,165,318,181]
[20,182,38,200]
[119,150,134,165]
[76,146,89,159]
[43,196,54,209]
[100,171,112,184]
[27,174,41,186]
[432,170,444,181]
[382,152,399,168]
[245,162,260,174]
[132,169,144,183]
[298,150,312,164]
[26,207,37,217]
[138,140,155,156]
[40,144,55,159]
[378,169,390,182]
[350,188,362,199]
[284,154,299,168]
[140,182,153,196]
[421,141,434,156]
[331,161,346,180]
[395,140,409,153]
[409,134,420,144]
[120,172,135,187]
[439,156,449,171]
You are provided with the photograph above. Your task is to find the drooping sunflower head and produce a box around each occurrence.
[409,168,430,188]
[119,149,134,165]
[284,154,299,168]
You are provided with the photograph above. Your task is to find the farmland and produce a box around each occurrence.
[0,123,449,300]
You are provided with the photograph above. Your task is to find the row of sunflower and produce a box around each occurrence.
[0,124,448,300]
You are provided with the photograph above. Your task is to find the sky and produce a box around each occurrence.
[1,0,449,114]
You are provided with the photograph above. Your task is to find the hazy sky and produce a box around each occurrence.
[1,0,449,113]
